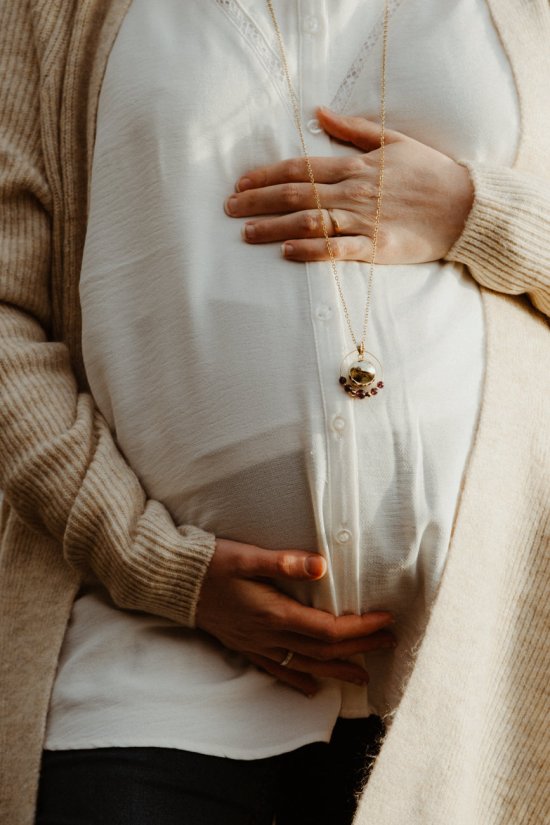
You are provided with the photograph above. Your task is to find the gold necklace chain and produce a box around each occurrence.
[266,0,389,399]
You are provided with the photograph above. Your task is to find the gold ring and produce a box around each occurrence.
[280,650,294,667]
[327,208,343,235]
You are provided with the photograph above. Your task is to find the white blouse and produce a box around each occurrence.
[45,0,519,758]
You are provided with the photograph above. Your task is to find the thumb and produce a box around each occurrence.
[316,106,401,151]
[245,548,327,581]
[211,539,327,581]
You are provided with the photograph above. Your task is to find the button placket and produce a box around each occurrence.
[336,528,352,545]
[302,14,319,35]
[316,304,333,321]
[298,1,363,617]
[297,0,328,143]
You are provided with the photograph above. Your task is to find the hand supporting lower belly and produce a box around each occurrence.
[196,537,397,696]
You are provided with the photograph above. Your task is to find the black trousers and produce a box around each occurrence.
[36,715,385,825]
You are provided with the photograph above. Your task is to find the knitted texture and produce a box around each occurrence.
[446,162,550,316]
[355,2,550,822]
[0,1,548,823]
[0,0,215,627]
[0,5,215,817]
[354,291,550,824]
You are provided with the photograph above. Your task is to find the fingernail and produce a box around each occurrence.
[237,177,253,192]
[305,556,325,578]
[282,243,293,257]
[225,196,238,215]
[244,223,256,239]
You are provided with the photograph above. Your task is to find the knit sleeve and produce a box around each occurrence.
[444,161,550,318]
[0,2,215,628]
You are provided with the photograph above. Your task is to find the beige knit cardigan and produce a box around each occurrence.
[0,1,549,823]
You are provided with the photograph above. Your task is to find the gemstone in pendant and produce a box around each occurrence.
[339,376,347,385]
[348,360,376,388]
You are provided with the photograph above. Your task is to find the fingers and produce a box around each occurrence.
[275,629,397,661]
[273,601,394,642]
[206,541,397,672]
[282,235,376,263]
[249,651,369,692]
[235,155,365,192]
[316,107,403,151]
[212,538,327,581]
[225,181,339,218]
[246,652,319,697]
[232,110,403,194]
[242,208,352,244]
[239,198,384,262]
[229,113,401,209]
[241,548,327,581]
[249,641,396,694]
[241,210,385,263]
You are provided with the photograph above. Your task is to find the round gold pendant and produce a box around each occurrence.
[339,349,384,399]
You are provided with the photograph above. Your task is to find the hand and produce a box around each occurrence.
[225,106,474,265]
[196,538,396,697]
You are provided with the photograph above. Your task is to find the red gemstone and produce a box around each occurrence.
[377,381,384,389]
[357,390,365,398]
[371,388,378,395]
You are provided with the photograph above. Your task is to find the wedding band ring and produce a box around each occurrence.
[327,208,343,235]
[280,650,294,668]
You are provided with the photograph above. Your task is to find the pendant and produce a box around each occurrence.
[339,345,384,399]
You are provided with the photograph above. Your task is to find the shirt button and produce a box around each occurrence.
[316,305,332,321]
[307,118,323,135]
[336,529,352,544]
[302,15,319,34]
[332,416,346,433]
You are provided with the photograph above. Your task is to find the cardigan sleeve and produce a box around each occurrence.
[444,161,550,318]
[0,2,215,628]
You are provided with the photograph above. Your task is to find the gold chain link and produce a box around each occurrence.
[266,0,389,355]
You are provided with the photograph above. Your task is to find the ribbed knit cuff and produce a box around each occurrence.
[444,161,550,316]
[82,505,218,631]
[172,524,217,627]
